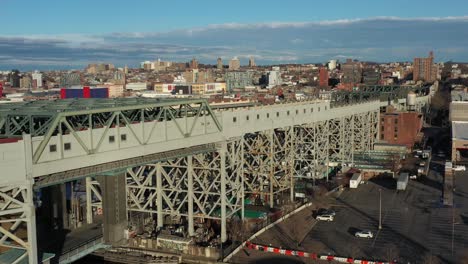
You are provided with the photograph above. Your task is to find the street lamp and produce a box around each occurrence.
[379,189,382,230]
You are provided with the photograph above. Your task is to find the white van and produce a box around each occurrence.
[316,215,334,222]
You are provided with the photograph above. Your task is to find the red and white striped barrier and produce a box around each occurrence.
[245,241,394,264]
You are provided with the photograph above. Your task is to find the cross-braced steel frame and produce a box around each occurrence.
[294,110,379,183]
[0,183,38,264]
[86,177,102,224]
[126,139,243,242]
[125,110,379,242]
[243,128,295,207]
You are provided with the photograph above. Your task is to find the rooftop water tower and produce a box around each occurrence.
[407,91,416,111]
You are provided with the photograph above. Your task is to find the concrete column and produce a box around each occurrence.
[23,134,38,264]
[269,131,274,207]
[219,142,227,243]
[156,164,163,228]
[97,173,127,245]
[86,177,93,224]
[60,184,69,229]
[26,182,38,264]
[289,126,295,203]
[240,138,245,221]
[187,156,194,237]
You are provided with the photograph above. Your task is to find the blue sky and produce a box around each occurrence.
[1,0,468,70]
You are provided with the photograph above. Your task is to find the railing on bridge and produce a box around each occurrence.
[58,234,108,264]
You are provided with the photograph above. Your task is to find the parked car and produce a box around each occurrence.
[355,230,374,238]
[454,165,466,171]
[317,208,336,216]
[410,175,418,180]
[419,161,426,167]
[316,215,334,222]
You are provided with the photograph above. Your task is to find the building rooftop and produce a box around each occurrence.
[452,121,468,140]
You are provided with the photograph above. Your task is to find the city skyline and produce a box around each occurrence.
[1,0,468,70]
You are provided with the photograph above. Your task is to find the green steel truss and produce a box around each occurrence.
[0,98,222,164]
[0,98,221,138]
[331,85,430,106]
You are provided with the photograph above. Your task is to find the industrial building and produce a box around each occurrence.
[126,82,147,91]
[450,92,468,162]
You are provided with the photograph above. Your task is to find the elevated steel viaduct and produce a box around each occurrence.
[0,86,430,263]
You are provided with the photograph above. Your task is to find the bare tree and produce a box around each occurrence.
[229,219,245,244]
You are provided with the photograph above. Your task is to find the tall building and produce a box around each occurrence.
[86,63,115,74]
[229,57,241,70]
[225,71,253,91]
[413,51,436,82]
[141,61,154,70]
[32,70,42,89]
[328,60,337,71]
[217,58,223,70]
[341,59,362,89]
[190,57,199,69]
[319,67,329,87]
[267,66,282,88]
[248,57,256,67]
[363,68,381,85]
[20,75,32,89]
[124,65,129,74]
[8,70,20,88]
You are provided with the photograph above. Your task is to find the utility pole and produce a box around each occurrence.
[379,189,382,230]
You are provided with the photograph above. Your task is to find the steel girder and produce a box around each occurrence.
[294,110,379,181]
[0,99,221,164]
[243,128,294,207]
[126,139,243,242]
[328,116,353,163]
[0,183,38,264]
[86,177,102,224]
[294,120,330,181]
[330,85,430,106]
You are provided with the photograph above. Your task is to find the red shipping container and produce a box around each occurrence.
[83,86,91,98]
[60,88,66,99]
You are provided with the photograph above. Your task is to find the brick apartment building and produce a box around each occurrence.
[379,106,423,148]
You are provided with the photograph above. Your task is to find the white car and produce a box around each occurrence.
[454,165,466,171]
[316,215,334,222]
[355,230,374,238]
[410,175,418,180]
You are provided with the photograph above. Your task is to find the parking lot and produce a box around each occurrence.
[301,158,468,263]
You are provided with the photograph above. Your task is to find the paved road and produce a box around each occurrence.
[301,158,468,263]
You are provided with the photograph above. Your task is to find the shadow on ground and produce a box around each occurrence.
[369,177,396,190]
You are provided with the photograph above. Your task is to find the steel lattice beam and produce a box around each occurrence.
[0,183,38,264]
